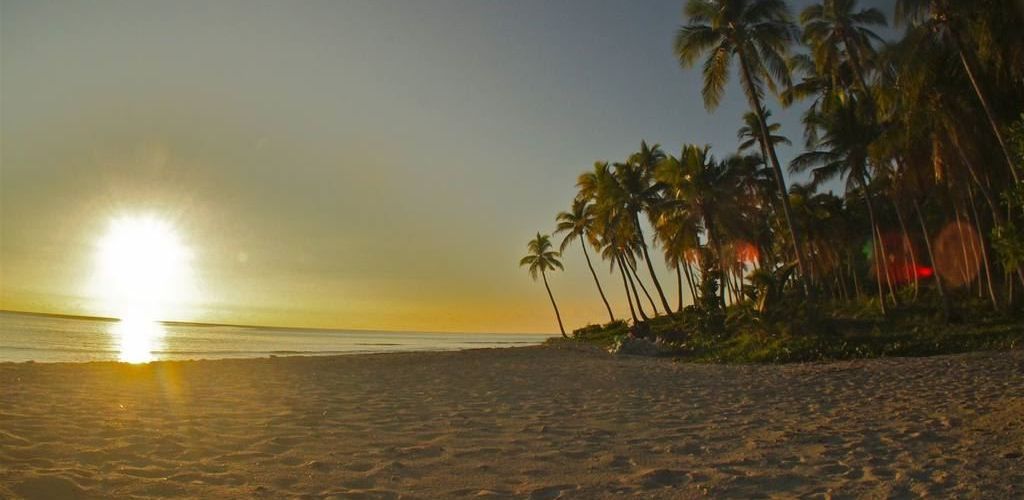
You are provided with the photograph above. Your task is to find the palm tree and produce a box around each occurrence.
[895,0,1020,183]
[653,205,702,312]
[656,145,744,308]
[674,0,811,289]
[614,141,674,314]
[556,198,616,322]
[790,94,895,311]
[519,233,566,337]
[738,107,791,156]
[800,0,887,107]
[601,231,650,322]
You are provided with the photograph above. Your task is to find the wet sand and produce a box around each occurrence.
[1,344,1022,498]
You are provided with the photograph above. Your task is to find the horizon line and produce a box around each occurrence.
[0,309,554,337]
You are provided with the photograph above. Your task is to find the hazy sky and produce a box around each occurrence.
[0,0,896,333]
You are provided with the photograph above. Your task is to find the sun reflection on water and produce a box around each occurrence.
[92,215,195,363]
[111,317,166,363]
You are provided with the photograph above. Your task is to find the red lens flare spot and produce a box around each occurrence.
[869,231,920,285]
[734,241,760,264]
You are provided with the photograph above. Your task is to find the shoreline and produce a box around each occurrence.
[2,344,1022,497]
[0,344,552,366]
[3,340,1020,367]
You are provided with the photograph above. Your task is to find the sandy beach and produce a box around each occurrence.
[1,345,1023,498]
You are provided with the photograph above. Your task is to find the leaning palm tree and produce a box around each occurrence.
[674,0,811,289]
[519,233,567,337]
[612,141,674,314]
[601,229,649,323]
[556,198,616,322]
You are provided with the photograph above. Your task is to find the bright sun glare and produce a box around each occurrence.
[93,215,194,362]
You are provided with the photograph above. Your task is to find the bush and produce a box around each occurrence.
[569,298,1024,364]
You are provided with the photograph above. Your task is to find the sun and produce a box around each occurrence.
[94,215,194,322]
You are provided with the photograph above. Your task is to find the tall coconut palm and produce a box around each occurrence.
[656,145,744,308]
[556,199,616,322]
[895,0,1020,183]
[652,197,703,311]
[674,0,811,289]
[601,231,650,322]
[576,161,615,207]
[613,141,674,314]
[800,0,887,107]
[738,107,791,156]
[790,94,895,311]
[519,233,566,337]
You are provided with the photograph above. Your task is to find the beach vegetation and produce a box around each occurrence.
[529,0,1024,362]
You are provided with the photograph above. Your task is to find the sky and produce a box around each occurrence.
[0,0,897,334]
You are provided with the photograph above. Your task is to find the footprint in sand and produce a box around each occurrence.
[526,484,578,499]
[634,469,690,490]
[11,475,88,499]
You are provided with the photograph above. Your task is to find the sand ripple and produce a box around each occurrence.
[1,345,1023,498]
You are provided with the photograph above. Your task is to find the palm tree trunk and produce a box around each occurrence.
[876,218,900,305]
[914,198,950,320]
[675,263,684,313]
[704,216,728,309]
[836,257,850,301]
[734,268,743,305]
[631,262,660,314]
[541,270,566,338]
[892,200,920,299]
[946,124,1000,217]
[860,178,888,314]
[860,171,899,305]
[616,257,639,324]
[849,251,863,300]
[953,206,975,292]
[683,259,699,305]
[580,241,615,323]
[942,136,1024,291]
[634,215,673,314]
[737,49,810,293]
[622,258,651,321]
[949,31,1020,184]
[968,186,999,309]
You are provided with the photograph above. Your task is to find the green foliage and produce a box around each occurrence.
[574,300,1023,364]
[570,320,628,348]
[519,233,563,280]
[1009,113,1024,165]
[992,222,1024,273]
[992,115,1024,272]
[746,263,797,315]
[538,1,1024,354]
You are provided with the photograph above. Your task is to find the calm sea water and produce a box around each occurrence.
[0,311,552,363]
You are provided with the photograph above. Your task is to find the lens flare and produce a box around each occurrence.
[932,220,981,288]
[733,241,760,265]
[92,214,194,362]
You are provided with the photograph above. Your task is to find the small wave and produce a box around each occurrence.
[0,345,118,354]
[461,341,538,345]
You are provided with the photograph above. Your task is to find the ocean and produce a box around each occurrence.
[0,311,552,363]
